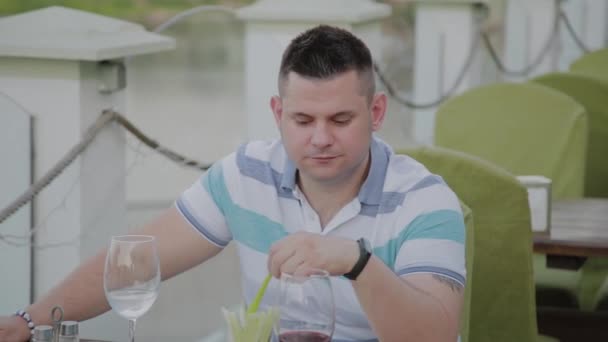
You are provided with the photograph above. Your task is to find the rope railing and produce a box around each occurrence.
[373,2,487,110]
[373,30,481,110]
[558,7,592,54]
[481,3,561,78]
[113,112,211,171]
[377,0,596,110]
[1,140,146,248]
[152,5,236,33]
[0,110,210,226]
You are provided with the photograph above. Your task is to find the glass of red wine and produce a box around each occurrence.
[275,269,335,342]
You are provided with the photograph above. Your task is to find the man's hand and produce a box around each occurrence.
[0,315,31,342]
[268,232,359,278]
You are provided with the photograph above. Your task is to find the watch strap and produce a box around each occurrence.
[344,238,371,280]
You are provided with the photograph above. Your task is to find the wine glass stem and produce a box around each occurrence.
[129,319,137,342]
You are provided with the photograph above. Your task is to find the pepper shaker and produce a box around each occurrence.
[58,321,79,342]
[32,325,54,342]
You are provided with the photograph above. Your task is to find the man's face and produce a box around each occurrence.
[271,70,386,186]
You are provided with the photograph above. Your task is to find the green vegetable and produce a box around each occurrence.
[222,305,279,342]
[222,274,278,342]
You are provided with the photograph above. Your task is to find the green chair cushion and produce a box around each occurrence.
[434,82,588,199]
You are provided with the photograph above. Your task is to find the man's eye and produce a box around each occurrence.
[333,118,351,125]
[295,118,312,125]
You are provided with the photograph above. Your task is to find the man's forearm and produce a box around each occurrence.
[26,248,110,326]
[351,256,461,342]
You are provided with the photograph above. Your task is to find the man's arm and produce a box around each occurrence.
[1,205,222,342]
[268,232,464,342]
[352,255,464,342]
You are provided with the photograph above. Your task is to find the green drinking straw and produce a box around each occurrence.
[247,274,272,314]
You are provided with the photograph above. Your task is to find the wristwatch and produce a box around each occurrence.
[344,238,372,280]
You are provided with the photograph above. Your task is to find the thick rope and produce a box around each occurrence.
[0,110,210,226]
[374,31,481,109]
[482,3,560,77]
[558,8,591,53]
[0,111,115,225]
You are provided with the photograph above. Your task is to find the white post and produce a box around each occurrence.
[412,1,485,145]
[0,94,32,311]
[504,0,560,81]
[236,0,391,140]
[0,6,174,340]
[558,0,608,70]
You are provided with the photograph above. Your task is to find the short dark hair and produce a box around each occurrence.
[278,25,375,99]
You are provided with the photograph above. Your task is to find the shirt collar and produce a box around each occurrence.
[280,136,390,205]
[357,137,390,205]
[280,155,298,191]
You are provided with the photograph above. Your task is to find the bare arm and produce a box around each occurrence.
[268,233,463,342]
[2,205,221,341]
[352,256,464,342]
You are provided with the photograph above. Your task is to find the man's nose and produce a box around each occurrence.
[310,123,333,148]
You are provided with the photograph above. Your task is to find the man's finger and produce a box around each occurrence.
[279,252,306,276]
[269,248,296,278]
[293,263,317,278]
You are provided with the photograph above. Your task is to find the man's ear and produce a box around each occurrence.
[370,93,387,131]
[270,95,283,127]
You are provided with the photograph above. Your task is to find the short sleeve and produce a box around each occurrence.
[393,188,467,286]
[175,158,233,248]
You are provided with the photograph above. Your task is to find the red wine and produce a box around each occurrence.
[279,331,331,342]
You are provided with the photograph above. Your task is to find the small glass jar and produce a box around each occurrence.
[58,321,79,342]
[32,325,54,342]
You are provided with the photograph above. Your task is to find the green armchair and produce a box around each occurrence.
[434,82,588,200]
[569,48,608,83]
[531,72,608,198]
[400,146,557,342]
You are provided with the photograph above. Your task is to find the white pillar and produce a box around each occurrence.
[504,0,560,81]
[0,6,174,340]
[558,0,608,70]
[413,1,485,145]
[236,0,391,140]
[0,94,32,311]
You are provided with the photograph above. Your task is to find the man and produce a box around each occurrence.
[0,25,465,342]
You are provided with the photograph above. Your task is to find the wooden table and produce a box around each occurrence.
[533,198,608,269]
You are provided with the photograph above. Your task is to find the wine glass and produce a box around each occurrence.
[275,269,335,342]
[104,235,160,342]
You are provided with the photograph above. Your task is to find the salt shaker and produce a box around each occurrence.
[32,325,54,342]
[58,321,79,342]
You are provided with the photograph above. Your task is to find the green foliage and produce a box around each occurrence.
[0,0,255,28]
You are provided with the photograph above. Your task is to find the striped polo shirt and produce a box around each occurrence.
[176,137,466,341]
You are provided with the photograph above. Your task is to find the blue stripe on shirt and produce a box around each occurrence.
[235,144,296,200]
[373,209,465,270]
[203,161,288,253]
[397,265,466,286]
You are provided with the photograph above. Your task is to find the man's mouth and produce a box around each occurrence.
[310,155,338,161]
